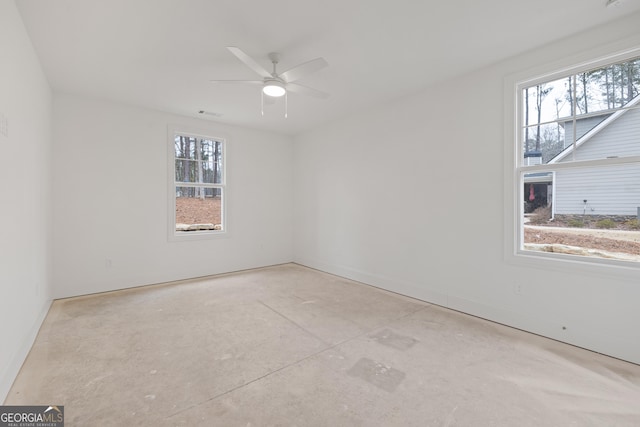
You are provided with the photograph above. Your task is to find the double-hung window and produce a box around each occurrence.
[512,49,640,267]
[169,128,225,239]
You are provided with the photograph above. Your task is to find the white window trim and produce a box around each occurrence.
[503,44,640,280]
[167,125,229,242]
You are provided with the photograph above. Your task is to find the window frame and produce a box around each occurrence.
[167,125,228,242]
[504,45,640,278]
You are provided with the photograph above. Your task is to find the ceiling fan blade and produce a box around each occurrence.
[209,79,275,103]
[280,57,328,83]
[209,80,262,85]
[286,83,330,99]
[226,46,272,79]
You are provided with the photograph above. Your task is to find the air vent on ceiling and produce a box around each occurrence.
[606,0,626,7]
[198,110,223,118]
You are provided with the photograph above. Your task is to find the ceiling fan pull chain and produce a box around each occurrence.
[261,91,264,116]
[285,92,288,118]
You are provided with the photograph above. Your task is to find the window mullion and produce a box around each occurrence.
[174,182,222,188]
[571,74,577,162]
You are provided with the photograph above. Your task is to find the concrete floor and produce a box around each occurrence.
[6,264,640,426]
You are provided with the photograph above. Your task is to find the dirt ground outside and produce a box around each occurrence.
[524,225,640,258]
[176,197,221,225]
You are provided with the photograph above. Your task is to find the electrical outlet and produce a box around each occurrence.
[514,284,523,295]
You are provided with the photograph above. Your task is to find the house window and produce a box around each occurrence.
[514,51,640,266]
[169,128,225,239]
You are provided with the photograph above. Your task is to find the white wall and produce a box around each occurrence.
[52,94,293,298]
[293,12,640,364]
[0,1,53,401]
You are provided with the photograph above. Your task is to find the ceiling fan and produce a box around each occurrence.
[211,47,329,116]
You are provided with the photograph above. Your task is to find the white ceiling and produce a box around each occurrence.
[16,0,640,136]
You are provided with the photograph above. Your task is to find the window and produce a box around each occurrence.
[512,50,640,267]
[168,128,225,239]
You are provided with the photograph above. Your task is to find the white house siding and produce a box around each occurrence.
[554,163,640,215]
[559,106,640,162]
[562,114,611,146]
[552,104,640,215]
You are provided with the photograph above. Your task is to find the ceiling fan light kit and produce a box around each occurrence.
[211,46,329,117]
[263,80,286,97]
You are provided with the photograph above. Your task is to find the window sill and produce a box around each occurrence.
[168,230,229,242]
[505,247,640,281]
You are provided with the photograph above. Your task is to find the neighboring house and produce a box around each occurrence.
[524,94,640,217]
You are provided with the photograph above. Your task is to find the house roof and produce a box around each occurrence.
[523,172,553,184]
[548,94,640,164]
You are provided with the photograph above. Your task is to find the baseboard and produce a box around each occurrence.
[294,256,449,307]
[294,257,640,365]
[1,299,52,403]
